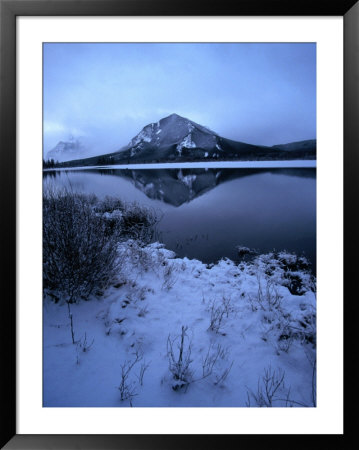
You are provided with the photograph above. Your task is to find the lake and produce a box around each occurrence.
[43,166,316,271]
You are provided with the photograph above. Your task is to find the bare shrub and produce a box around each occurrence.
[208,301,226,333]
[247,365,286,407]
[246,364,314,408]
[167,326,194,390]
[78,332,94,352]
[167,329,233,391]
[259,311,296,355]
[249,273,282,312]
[75,332,95,364]
[198,344,233,386]
[214,361,234,386]
[200,343,222,379]
[162,262,179,291]
[43,187,122,302]
[137,360,151,386]
[221,295,235,318]
[207,296,234,334]
[44,187,160,303]
[118,350,143,405]
[258,275,282,311]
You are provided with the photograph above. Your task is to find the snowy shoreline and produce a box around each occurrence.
[44,159,316,171]
[44,241,316,408]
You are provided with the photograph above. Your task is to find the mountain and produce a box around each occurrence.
[115,113,273,163]
[54,114,316,167]
[272,139,316,153]
[45,138,87,163]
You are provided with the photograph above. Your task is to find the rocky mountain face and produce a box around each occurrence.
[116,113,270,163]
[123,113,221,159]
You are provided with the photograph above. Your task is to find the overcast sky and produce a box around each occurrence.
[43,43,316,156]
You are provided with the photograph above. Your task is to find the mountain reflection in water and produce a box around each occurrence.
[44,167,315,207]
[43,167,316,271]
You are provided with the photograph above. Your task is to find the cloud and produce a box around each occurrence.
[43,121,66,134]
[43,43,316,155]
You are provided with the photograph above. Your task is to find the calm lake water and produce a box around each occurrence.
[44,167,316,271]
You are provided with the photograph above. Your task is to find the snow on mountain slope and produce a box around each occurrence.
[122,113,220,159]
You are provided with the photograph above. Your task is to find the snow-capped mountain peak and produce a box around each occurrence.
[123,114,220,159]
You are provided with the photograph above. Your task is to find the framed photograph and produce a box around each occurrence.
[1,0,357,448]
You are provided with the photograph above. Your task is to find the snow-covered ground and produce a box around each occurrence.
[44,242,316,408]
[45,160,316,171]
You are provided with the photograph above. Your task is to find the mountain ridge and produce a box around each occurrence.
[46,114,316,166]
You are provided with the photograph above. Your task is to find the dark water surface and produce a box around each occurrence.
[44,167,316,271]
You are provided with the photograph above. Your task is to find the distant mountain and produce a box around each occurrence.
[53,114,316,167]
[45,138,87,163]
[272,139,316,153]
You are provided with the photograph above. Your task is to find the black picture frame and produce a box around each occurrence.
[1,0,357,448]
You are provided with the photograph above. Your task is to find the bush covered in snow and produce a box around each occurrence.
[94,196,159,245]
[254,251,315,296]
[120,203,159,244]
[43,188,159,302]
